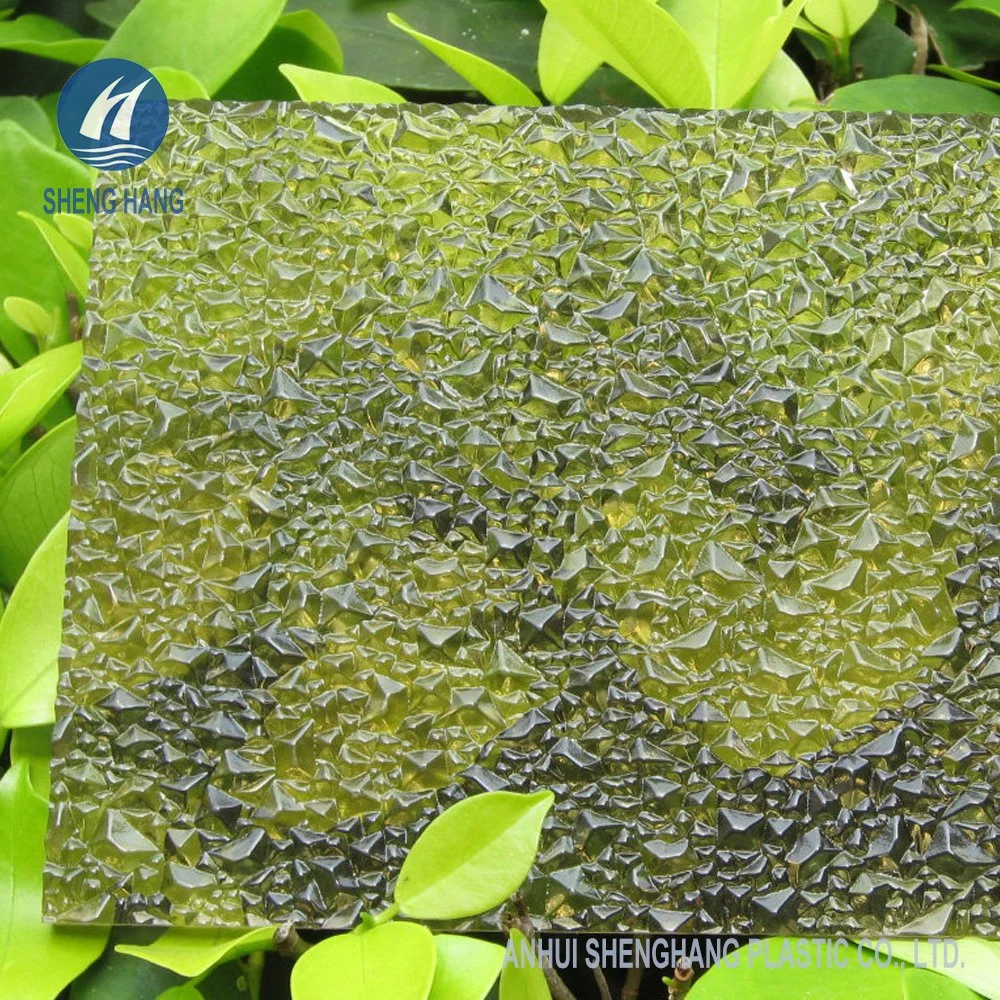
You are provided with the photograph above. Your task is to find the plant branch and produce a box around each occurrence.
[910,7,929,74]
[623,938,647,1000]
[274,922,311,959]
[502,894,579,1000]
[593,963,613,1000]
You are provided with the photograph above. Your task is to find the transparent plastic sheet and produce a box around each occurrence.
[46,104,1000,933]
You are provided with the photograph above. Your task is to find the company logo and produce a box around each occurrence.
[57,58,168,170]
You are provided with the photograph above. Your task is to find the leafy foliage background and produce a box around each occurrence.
[0,0,999,998]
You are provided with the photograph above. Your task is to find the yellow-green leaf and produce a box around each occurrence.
[0,513,68,728]
[279,64,405,103]
[0,759,109,998]
[537,12,601,103]
[387,13,540,105]
[396,790,554,920]
[291,922,436,1000]
[117,927,275,979]
[499,930,549,1000]
[151,66,210,100]
[537,0,710,108]
[0,14,104,65]
[16,212,89,301]
[805,0,879,38]
[429,935,505,1000]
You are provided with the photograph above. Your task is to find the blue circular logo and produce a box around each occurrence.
[57,58,168,171]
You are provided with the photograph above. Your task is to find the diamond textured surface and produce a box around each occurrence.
[48,105,1000,933]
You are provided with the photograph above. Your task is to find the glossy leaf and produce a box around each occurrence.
[217,10,344,101]
[0,13,104,64]
[537,12,602,103]
[290,922,436,1000]
[498,930,549,1000]
[157,987,203,1000]
[953,0,1000,16]
[884,939,1000,1000]
[667,0,810,106]
[17,212,89,301]
[0,415,75,587]
[3,296,60,344]
[0,96,54,147]
[52,212,93,252]
[742,49,817,109]
[852,15,918,79]
[0,122,89,363]
[100,0,285,95]
[804,0,879,37]
[537,0,710,108]
[10,724,52,800]
[428,935,505,1000]
[0,513,68,727]
[151,66,210,100]
[0,342,81,455]
[825,73,1000,111]
[280,64,405,102]
[287,0,542,91]
[688,939,981,999]
[85,0,139,27]
[0,760,109,999]
[117,927,275,979]
[387,14,540,105]
[396,790,554,920]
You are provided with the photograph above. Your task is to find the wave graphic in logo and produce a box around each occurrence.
[58,59,168,171]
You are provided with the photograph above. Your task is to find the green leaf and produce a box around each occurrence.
[0,760,109,999]
[428,935,505,1000]
[537,12,602,103]
[151,66,211,100]
[908,0,1000,69]
[117,927,275,980]
[825,73,1000,111]
[498,930,549,1000]
[52,212,93,252]
[930,63,1000,90]
[742,49,817,110]
[73,944,251,1000]
[0,342,82,455]
[953,0,1000,16]
[882,939,1000,1000]
[0,97,54,147]
[218,10,344,100]
[0,14,104,64]
[16,212,89,301]
[396,790,553,920]
[9,724,52,800]
[291,922,436,1000]
[3,297,60,344]
[0,415,74,587]
[804,0,878,37]
[0,122,89,363]
[0,513,68,728]
[279,64,405,102]
[100,0,286,95]
[157,987,203,1000]
[852,15,918,78]
[287,0,542,92]
[666,0,810,106]
[387,14,539,105]
[85,0,139,28]
[687,939,981,1000]
[537,0,710,108]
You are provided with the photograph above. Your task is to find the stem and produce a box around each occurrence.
[370,901,400,926]
[502,894,579,1000]
[910,6,929,74]
[245,951,265,1000]
[274,922,312,959]
[593,964,613,1000]
[623,937,647,1000]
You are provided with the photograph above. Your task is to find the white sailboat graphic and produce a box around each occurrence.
[71,74,154,169]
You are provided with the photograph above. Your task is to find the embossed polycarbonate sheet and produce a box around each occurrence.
[49,105,1000,933]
